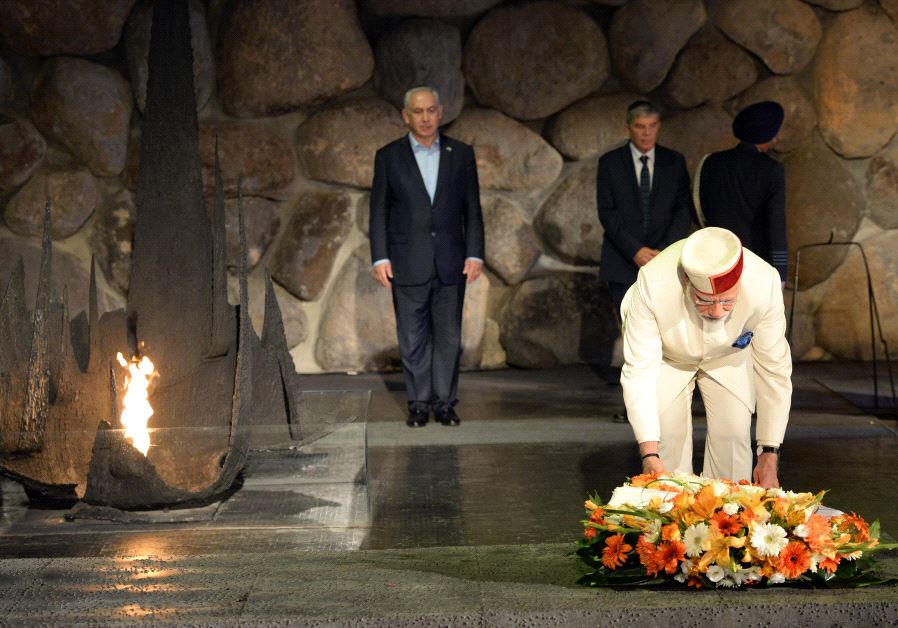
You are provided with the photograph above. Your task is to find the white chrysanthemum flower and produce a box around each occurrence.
[766,488,786,499]
[681,559,693,574]
[718,575,738,588]
[684,522,710,557]
[712,481,729,497]
[809,554,820,573]
[768,572,786,584]
[722,502,740,515]
[706,564,726,583]
[793,524,809,538]
[750,523,788,557]
[643,519,661,544]
[674,571,687,583]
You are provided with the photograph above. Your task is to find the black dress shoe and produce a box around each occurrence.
[406,408,429,427]
[435,407,460,426]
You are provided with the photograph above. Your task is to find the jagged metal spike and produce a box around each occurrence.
[0,257,29,371]
[260,271,288,353]
[208,131,230,358]
[20,198,53,450]
[86,256,102,373]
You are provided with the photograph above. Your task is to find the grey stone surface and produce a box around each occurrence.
[88,186,135,294]
[30,57,133,178]
[662,37,757,108]
[714,0,821,75]
[463,1,609,120]
[784,133,864,289]
[228,273,308,350]
[534,162,602,265]
[295,98,406,189]
[125,0,214,113]
[661,104,733,176]
[0,0,136,56]
[814,4,898,158]
[4,166,97,239]
[866,140,898,230]
[817,231,898,360]
[803,0,865,9]
[271,189,354,301]
[480,195,541,285]
[445,108,562,192]
[217,0,373,117]
[500,272,616,368]
[731,76,817,154]
[373,19,464,124]
[224,196,280,272]
[609,0,706,93]
[315,244,399,371]
[0,117,45,191]
[362,0,503,16]
[544,92,637,161]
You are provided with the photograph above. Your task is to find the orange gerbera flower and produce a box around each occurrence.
[629,472,663,488]
[710,511,742,536]
[637,536,663,576]
[657,540,686,575]
[584,527,597,540]
[818,555,840,573]
[803,514,833,554]
[833,513,871,542]
[601,533,633,570]
[777,541,811,579]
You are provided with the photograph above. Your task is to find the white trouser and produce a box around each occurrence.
[658,370,753,481]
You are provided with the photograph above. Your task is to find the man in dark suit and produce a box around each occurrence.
[370,86,484,428]
[694,101,787,285]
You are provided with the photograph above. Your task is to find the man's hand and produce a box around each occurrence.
[752,453,780,488]
[463,258,483,284]
[638,441,666,475]
[633,247,660,267]
[372,262,393,288]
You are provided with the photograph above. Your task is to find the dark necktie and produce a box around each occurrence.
[639,154,651,232]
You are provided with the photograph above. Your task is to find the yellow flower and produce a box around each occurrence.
[697,526,746,571]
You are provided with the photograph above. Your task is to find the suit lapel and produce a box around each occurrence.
[622,145,640,200]
[431,137,451,208]
[399,138,431,202]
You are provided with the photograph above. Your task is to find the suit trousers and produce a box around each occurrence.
[391,276,466,412]
[658,369,754,482]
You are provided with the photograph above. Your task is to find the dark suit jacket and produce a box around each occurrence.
[370,134,484,286]
[698,142,787,281]
[597,143,692,286]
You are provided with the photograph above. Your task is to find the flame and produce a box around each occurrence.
[116,352,157,456]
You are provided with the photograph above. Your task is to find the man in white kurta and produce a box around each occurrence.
[620,227,791,487]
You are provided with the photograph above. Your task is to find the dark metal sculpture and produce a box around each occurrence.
[0,0,308,509]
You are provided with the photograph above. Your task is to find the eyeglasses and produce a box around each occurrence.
[692,296,737,309]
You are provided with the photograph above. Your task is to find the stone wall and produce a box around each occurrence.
[2,0,898,371]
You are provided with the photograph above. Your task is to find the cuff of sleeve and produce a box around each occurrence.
[465,257,483,263]
[372,259,390,268]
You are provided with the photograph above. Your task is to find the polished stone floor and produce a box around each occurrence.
[1,362,897,624]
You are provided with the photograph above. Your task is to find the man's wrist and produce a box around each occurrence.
[756,445,780,457]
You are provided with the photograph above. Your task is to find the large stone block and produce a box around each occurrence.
[227,274,308,351]
[783,133,864,289]
[0,0,136,56]
[125,0,214,113]
[222,197,280,273]
[731,76,816,154]
[660,105,733,176]
[5,167,97,239]
[662,38,757,108]
[814,4,898,158]
[816,231,898,360]
[270,189,354,302]
[460,271,490,370]
[362,0,502,16]
[0,118,45,191]
[295,98,406,189]
[866,140,898,230]
[217,0,373,117]
[31,57,132,178]
[714,0,820,75]
[481,195,541,285]
[88,186,135,294]
[500,272,617,368]
[463,1,609,120]
[534,162,602,265]
[445,108,562,191]
[373,19,464,124]
[609,0,706,93]
[544,92,637,161]
[803,0,865,9]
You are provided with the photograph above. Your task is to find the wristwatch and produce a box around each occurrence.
[756,445,780,456]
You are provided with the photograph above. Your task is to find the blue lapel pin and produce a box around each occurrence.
[732,331,753,349]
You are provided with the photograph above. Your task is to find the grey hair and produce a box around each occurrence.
[626,100,660,125]
[403,86,440,110]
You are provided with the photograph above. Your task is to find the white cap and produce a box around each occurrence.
[680,227,743,295]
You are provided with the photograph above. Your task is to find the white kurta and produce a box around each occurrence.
[620,240,792,455]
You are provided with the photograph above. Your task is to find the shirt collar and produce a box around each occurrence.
[629,142,655,162]
[409,133,440,152]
